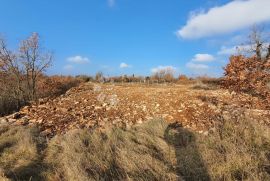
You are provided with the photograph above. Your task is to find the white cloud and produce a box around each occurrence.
[63,64,74,70]
[186,62,209,71]
[108,0,115,7]
[177,0,270,39]
[67,55,90,64]
[120,62,131,68]
[192,54,215,62]
[151,65,177,74]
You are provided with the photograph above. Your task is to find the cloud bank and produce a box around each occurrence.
[177,0,270,39]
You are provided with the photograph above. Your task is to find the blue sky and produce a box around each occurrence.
[0,0,270,77]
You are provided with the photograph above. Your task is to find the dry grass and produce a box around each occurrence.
[202,117,270,180]
[44,120,178,181]
[0,116,270,181]
[0,124,45,181]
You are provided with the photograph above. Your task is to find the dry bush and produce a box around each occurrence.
[223,56,270,95]
[192,80,211,90]
[178,74,189,81]
[191,78,220,90]
[151,67,176,83]
[0,75,81,116]
[198,77,222,87]
[223,55,270,106]
[76,75,94,82]
[108,75,145,83]
[0,73,28,116]
[177,75,221,87]
[37,75,82,98]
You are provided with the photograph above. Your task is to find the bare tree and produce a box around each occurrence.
[0,37,26,108]
[247,25,269,60]
[19,33,53,100]
[0,33,53,106]
[151,67,175,83]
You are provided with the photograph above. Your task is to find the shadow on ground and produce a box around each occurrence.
[164,122,211,181]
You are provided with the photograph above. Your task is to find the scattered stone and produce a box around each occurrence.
[0,83,268,137]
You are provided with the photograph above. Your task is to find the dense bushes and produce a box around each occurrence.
[222,28,270,107]
[223,55,270,106]
[37,75,82,98]
[0,75,82,116]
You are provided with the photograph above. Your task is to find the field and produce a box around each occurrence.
[0,82,270,180]
[1,1,270,179]
[2,82,269,136]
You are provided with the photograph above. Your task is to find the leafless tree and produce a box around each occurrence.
[151,67,175,83]
[0,37,26,107]
[247,25,269,60]
[19,33,53,100]
[0,32,53,110]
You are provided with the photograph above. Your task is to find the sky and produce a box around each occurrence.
[0,0,270,77]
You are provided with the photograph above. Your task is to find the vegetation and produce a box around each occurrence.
[222,27,270,108]
[0,74,82,116]
[0,117,269,180]
[0,33,86,116]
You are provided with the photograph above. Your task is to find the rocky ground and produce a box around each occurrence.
[1,82,269,137]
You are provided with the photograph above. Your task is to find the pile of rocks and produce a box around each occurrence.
[0,83,269,137]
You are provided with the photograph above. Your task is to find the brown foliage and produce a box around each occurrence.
[0,74,81,116]
[37,75,82,98]
[223,55,270,105]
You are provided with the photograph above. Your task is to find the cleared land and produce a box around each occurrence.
[0,82,270,180]
[1,82,269,136]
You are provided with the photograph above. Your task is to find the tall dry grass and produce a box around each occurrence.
[0,125,45,180]
[0,116,269,180]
